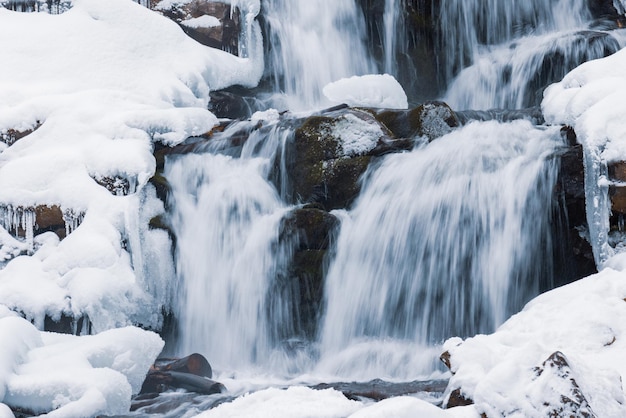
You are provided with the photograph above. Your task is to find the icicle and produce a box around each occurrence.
[0,204,36,253]
[62,209,85,236]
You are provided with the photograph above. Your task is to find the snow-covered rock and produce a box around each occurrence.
[0,0,263,330]
[323,74,409,110]
[442,268,626,417]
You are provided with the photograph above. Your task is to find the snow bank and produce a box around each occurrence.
[442,269,626,417]
[0,316,163,417]
[0,0,263,329]
[323,74,409,110]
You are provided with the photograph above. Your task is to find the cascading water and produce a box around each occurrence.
[439,0,625,109]
[262,0,375,110]
[317,120,562,379]
[166,121,308,374]
[164,0,614,383]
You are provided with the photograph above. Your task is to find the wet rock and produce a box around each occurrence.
[608,160,626,211]
[446,388,474,408]
[284,109,387,210]
[525,30,621,106]
[286,249,327,340]
[589,0,626,23]
[375,101,459,141]
[279,207,339,251]
[358,0,443,102]
[209,89,263,120]
[149,174,171,207]
[141,354,225,396]
[141,371,225,395]
[312,378,448,402]
[555,136,597,280]
[156,353,213,378]
[152,0,239,54]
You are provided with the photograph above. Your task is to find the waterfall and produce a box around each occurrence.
[164,0,606,382]
[438,0,624,109]
[383,0,401,75]
[262,0,376,110]
[318,120,562,378]
[165,122,311,374]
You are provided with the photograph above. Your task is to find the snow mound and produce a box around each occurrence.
[194,386,363,418]
[0,316,163,417]
[443,269,626,417]
[323,74,409,110]
[0,0,263,330]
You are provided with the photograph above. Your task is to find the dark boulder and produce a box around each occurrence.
[375,101,459,141]
[141,353,225,395]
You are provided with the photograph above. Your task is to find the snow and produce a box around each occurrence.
[542,42,626,265]
[0,0,263,415]
[323,74,409,110]
[192,386,479,418]
[442,268,626,417]
[181,15,221,28]
[0,317,163,417]
[0,0,263,328]
[331,113,385,157]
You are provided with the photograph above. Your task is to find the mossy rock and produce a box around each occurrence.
[285,109,385,210]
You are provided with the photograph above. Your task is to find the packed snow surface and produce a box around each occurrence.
[323,74,409,110]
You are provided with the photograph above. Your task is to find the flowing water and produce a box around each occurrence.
[439,0,624,109]
[165,0,619,382]
[262,0,375,110]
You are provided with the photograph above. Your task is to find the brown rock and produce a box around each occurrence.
[446,388,474,408]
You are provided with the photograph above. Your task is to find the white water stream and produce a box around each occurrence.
[166,0,612,381]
